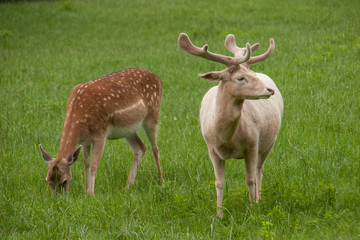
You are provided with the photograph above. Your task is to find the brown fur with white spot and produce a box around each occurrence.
[40,68,163,195]
[178,33,283,217]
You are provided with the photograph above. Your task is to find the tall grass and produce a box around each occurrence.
[1,0,359,239]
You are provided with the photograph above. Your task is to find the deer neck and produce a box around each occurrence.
[214,82,244,143]
[57,115,80,160]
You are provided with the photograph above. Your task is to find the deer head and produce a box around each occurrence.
[178,33,275,100]
[39,144,81,194]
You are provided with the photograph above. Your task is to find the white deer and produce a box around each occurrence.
[39,68,163,195]
[178,33,283,217]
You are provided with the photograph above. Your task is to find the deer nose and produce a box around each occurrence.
[266,88,275,95]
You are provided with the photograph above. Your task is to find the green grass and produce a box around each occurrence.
[1,0,359,239]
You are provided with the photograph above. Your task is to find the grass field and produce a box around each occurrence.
[1,0,359,239]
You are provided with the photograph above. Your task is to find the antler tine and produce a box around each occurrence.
[224,34,260,58]
[178,33,251,67]
[247,38,275,65]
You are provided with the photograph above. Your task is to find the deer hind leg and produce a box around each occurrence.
[209,149,226,218]
[125,133,146,188]
[88,137,106,196]
[245,147,259,204]
[256,144,274,202]
[83,143,92,193]
[143,117,163,182]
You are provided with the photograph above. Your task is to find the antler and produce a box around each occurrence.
[178,33,251,67]
[224,34,275,65]
[224,34,259,57]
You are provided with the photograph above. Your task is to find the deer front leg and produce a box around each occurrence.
[209,149,226,218]
[82,143,92,193]
[245,147,259,204]
[88,138,106,196]
[125,133,146,188]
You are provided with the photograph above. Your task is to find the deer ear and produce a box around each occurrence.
[198,71,223,82]
[39,144,53,162]
[67,145,82,166]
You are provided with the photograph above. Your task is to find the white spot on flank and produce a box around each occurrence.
[114,99,145,116]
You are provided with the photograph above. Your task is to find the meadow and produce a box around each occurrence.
[1,0,359,239]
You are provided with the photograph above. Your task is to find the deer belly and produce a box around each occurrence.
[106,121,143,139]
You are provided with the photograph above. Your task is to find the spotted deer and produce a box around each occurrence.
[39,68,163,195]
[178,33,283,217]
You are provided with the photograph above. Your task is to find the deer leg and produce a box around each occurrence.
[209,149,226,218]
[256,144,274,201]
[125,133,146,188]
[88,138,106,196]
[144,118,163,182]
[255,159,265,202]
[82,143,92,193]
[245,147,259,204]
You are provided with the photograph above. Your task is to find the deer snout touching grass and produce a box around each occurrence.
[39,68,163,195]
[178,33,283,217]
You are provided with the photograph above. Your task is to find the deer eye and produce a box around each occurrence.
[237,77,245,81]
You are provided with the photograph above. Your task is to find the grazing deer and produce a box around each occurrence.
[39,68,163,195]
[178,33,283,217]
